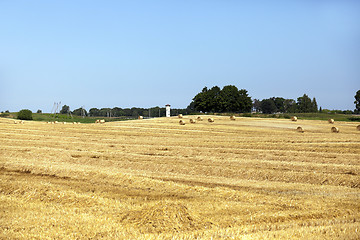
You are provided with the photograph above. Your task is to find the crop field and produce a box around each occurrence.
[0,116,359,239]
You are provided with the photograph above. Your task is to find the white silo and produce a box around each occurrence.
[165,104,171,117]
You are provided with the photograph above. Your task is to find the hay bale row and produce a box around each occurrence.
[177,115,358,134]
[178,116,212,125]
[13,120,24,124]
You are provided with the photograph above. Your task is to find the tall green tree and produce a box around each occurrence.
[260,99,277,114]
[18,109,33,120]
[270,97,285,113]
[192,86,221,113]
[207,86,222,112]
[191,85,252,113]
[238,89,252,113]
[72,107,87,116]
[354,90,360,113]
[219,85,241,112]
[284,99,297,113]
[311,97,318,112]
[192,87,209,113]
[89,108,100,116]
[297,94,313,113]
[60,105,70,114]
[252,99,261,113]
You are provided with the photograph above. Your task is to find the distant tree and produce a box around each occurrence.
[238,89,253,113]
[191,85,252,113]
[252,99,261,112]
[89,108,100,117]
[297,94,313,113]
[37,109,42,114]
[99,108,112,117]
[311,97,318,112]
[192,87,208,113]
[60,105,70,114]
[187,101,196,112]
[131,107,139,118]
[192,86,221,113]
[270,97,285,113]
[261,99,277,114]
[206,86,222,112]
[219,85,242,112]
[343,110,353,114]
[72,107,87,116]
[354,90,360,113]
[283,99,297,113]
[18,109,33,120]
[112,107,124,117]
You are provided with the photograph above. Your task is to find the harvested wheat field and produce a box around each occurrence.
[1,116,360,239]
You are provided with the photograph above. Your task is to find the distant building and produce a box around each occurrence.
[165,104,171,117]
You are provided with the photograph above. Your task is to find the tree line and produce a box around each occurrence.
[55,88,360,117]
[253,94,318,114]
[59,105,192,118]
[188,85,253,113]
[8,88,358,120]
[189,85,323,114]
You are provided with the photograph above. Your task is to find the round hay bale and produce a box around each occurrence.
[178,114,183,118]
[296,126,304,133]
[208,117,214,123]
[179,120,185,125]
[291,116,297,121]
[331,126,339,133]
[230,115,236,121]
[196,116,203,121]
[357,125,360,131]
[189,119,196,124]
[328,119,334,124]
[138,116,143,120]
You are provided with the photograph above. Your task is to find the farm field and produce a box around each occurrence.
[0,116,359,239]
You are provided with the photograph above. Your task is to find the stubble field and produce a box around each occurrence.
[0,116,359,239]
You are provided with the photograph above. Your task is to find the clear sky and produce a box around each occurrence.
[1,0,359,112]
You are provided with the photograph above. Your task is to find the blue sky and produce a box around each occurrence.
[1,0,359,112]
